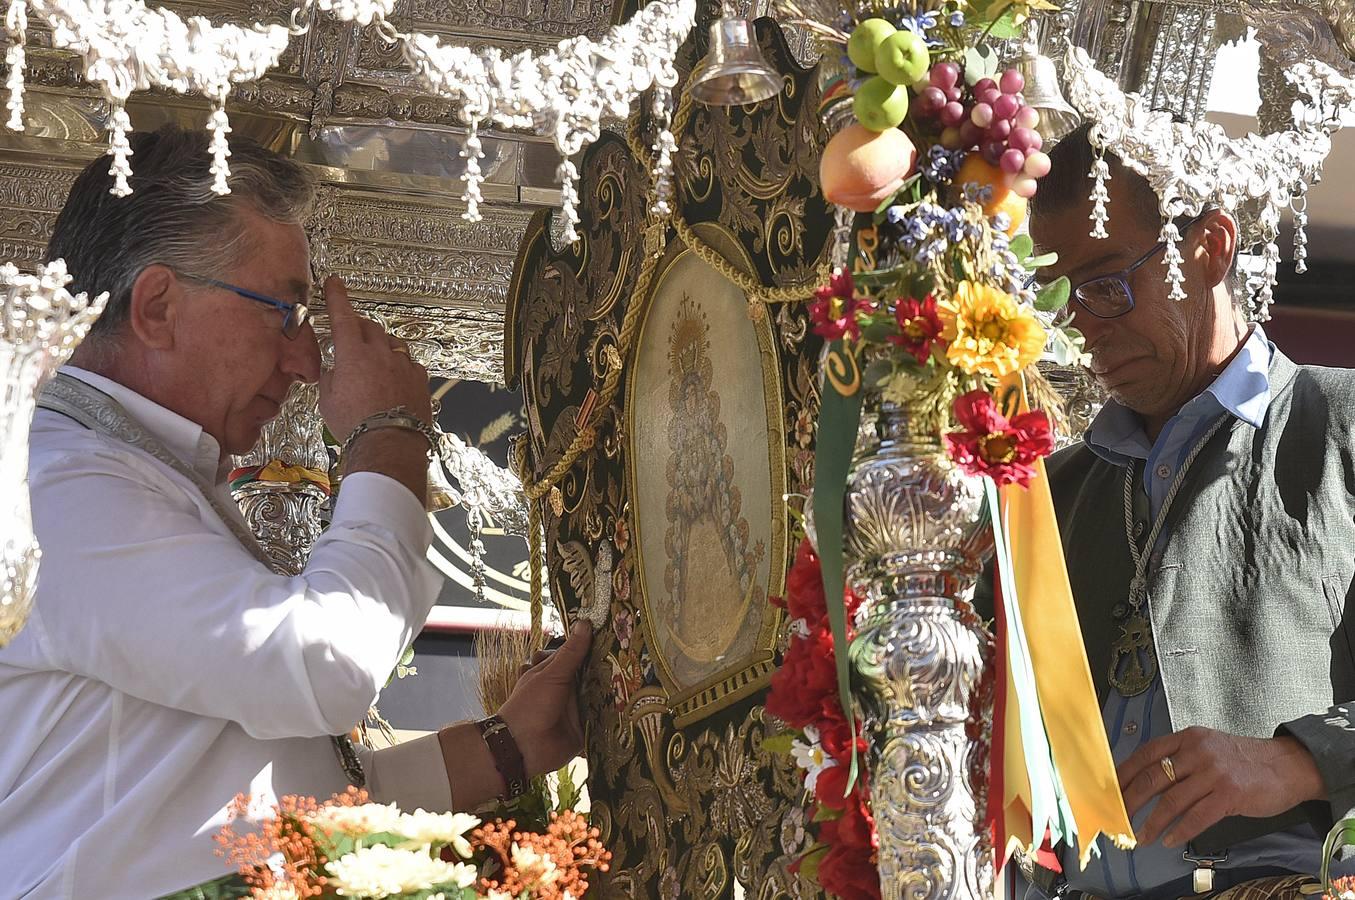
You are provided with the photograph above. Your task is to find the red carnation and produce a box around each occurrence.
[888,294,943,364]
[784,539,828,628]
[765,626,839,729]
[944,390,1054,487]
[817,794,881,900]
[810,270,867,341]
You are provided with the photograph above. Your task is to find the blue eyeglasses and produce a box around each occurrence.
[176,272,311,339]
[1069,213,1207,319]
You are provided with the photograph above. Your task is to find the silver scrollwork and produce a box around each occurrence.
[230,381,328,575]
[843,401,994,900]
[0,261,106,645]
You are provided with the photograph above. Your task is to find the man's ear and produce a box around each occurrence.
[1198,210,1238,290]
[127,265,181,351]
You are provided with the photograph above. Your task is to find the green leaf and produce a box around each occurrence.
[859,319,895,345]
[984,7,1023,38]
[862,357,893,389]
[1024,251,1059,270]
[812,804,844,823]
[1009,234,1034,262]
[962,45,999,85]
[555,761,582,812]
[811,340,866,795]
[760,732,798,755]
[798,846,829,881]
[1034,276,1070,312]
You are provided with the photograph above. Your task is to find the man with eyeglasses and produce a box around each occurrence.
[0,125,591,898]
[1004,122,1355,897]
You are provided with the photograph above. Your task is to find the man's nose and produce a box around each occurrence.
[283,323,323,383]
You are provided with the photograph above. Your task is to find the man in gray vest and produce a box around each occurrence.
[1016,123,1355,897]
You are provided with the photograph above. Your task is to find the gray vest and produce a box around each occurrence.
[1048,349,1355,849]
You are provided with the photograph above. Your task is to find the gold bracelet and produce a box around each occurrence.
[341,406,439,458]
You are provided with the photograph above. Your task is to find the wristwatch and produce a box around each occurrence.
[475,714,528,800]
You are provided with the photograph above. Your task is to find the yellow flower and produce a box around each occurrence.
[938,281,1046,378]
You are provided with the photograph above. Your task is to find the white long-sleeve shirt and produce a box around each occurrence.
[0,368,444,898]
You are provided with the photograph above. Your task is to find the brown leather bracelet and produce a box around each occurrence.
[475,714,528,800]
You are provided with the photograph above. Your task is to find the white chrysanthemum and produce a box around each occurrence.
[252,885,303,900]
[325,844,477,898]
[305,802,403,837]
[395,810,480,858]
[510,842,560,886]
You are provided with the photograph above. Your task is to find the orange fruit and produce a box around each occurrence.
[955,152,1027,236]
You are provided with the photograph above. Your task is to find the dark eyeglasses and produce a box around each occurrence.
[176,272,311,339]
[1070,214,1207,319]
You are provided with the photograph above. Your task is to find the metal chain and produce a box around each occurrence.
[1120,414,1231,607]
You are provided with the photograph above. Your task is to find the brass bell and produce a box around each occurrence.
[1017,39,1080,142]
[688,17,782,106]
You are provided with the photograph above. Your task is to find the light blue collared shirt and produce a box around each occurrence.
[1059,326,1324,896]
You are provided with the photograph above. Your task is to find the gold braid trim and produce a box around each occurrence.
[516,215,667,633]
[625,96,828,310]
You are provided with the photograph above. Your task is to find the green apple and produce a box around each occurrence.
[853,76,910,132]
[874,30,930,87]
[847,18,896,73]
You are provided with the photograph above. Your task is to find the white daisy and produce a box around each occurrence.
[790,724,838,793]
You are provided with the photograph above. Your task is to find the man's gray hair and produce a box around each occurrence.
[44,124,316,341]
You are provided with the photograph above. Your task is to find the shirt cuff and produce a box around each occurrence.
[332,471,433,549]
[365,733,454,813]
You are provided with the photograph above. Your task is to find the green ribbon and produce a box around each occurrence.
[987,477,1078,854]
[812,338,866,793]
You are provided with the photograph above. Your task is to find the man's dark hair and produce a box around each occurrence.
[1031,122,1242,305]
[45,124,315,342]
[1029,122,1162,234]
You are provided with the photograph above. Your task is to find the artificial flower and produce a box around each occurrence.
[944,390,1054,487]
[306,802,403,838]
[324,844,476,898]
[395,810,481,858]
[1325,875,1355,900]
[889,294,944,364]
[809,270,866,341]
[765,626,839,729]
[511,841,563,887]
[791,724,839,793]
[938,280,1046,377]
[816,792,881,900]
[783,538,828,628]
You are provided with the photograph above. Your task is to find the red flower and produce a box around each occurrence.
[818,843,881,900]
[888,294,943,364]
[765,626,839,729]
[817,794,881,900]
[784,540,828,628]
[944,390,1054,487]
[810,270,866,341]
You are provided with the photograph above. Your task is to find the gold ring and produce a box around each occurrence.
[391,345,409,356]
[1161,755,1177,784]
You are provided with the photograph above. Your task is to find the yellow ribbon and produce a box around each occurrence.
[255,459,331,492]
[999,376,1134,869]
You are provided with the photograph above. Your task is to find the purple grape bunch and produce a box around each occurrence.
[914,63,1052,196]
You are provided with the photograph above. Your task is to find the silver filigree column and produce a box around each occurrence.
[1,262,106,645]
[845,402,995,900]
[230,381,329,575]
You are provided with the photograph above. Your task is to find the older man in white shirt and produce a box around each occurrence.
[0,125,590,899]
